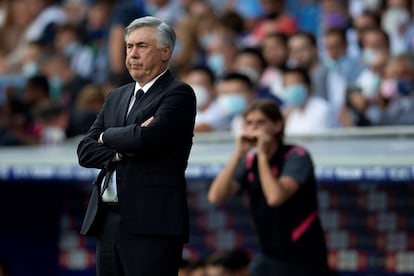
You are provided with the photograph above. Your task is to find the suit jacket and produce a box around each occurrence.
[77,70,196,241]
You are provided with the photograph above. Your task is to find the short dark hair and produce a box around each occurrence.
[220,72,254,90]
[290,31,317,47]
[282,67,312,86]
[188,64,216,85]
[26,74,50,94]
[324,27,347,45]
[244,99,285,141]
[263,32,289,46]
[235,47,267,70]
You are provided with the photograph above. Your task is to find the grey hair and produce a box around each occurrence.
[124,16,175,51]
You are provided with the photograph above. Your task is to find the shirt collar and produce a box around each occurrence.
[134,69,168,95]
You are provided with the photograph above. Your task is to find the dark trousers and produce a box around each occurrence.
[96,207,183,276]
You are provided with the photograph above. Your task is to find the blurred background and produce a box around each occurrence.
[0,0,414,275]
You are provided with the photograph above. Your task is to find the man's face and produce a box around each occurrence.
[261,36,287,67]
[288,36,314,68]
[324,33,346,60]
[125,26,171,85]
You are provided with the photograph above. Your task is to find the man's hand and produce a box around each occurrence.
[141,116,154,127]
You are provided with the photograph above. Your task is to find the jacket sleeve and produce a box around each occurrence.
[102,83,196,154]
[77,106,116,169]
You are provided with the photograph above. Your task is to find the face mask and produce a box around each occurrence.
[381,7,410,34]
[217,94,247,117]
[207,53,225,75]
[63,42,80,57]
[363,0,382,11]
[0,10,5,27]
[49,76,62,100]
[361,48,378,66]
[380,79,398,99]
[237,66,260,83]
[282,84,308,107]
[42,126,66,146]
[22,62,39,78]
[397,80,414,96]
[191,84,210,109]
[361,73,381,98]
[324,55,345,69]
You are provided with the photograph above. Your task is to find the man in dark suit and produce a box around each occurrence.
[77,16,196,276]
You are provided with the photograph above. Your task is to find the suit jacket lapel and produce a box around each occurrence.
[126,71,173,124]
[117,83,135,126]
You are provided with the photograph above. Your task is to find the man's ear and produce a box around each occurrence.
[161,46,172,61]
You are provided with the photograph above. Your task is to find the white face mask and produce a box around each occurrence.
[381,7,410,34]
[237,66,260,84]
[360,72,381,99]
[191,84,210,109]
[363,0,382,11]
[0,10,5,27]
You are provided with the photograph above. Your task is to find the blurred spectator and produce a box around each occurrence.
[146,0,184,26]
[215,72,256,135]
[61,0,89,26]
[4,0,67,73]
[347,10,381,58]
[40,51,91,105]
[170,16,204,76]
[205,27,239,78]
[185,0,219,52]
[0,75,51,146]
[320,0,351,32]
[20,40,48,79]
[356,27,390,105]
[54,23,95,79]
[323,27,364,126]
[282,67,330,135]
[66,83,104,137]
[181,65,228,132]
[248,0,297,45]
[83,0,112,83]
[339,85,372,127]
[259,32,288,99]
[288,31,330,102]
[106,0,147,81]
[232,46,282,105]
[33,100,69,146]
[381,0,411,55]
[377,52,414,125]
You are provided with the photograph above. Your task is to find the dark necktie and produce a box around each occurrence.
[127,88,144,119]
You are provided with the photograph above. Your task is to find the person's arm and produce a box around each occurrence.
[208,131,255,206]
[255,131,299,207]
[77,105,115,169]
[207,151,242,206]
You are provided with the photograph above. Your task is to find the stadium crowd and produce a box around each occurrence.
[0,0,413,146]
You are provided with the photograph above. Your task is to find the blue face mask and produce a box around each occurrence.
[217,94,247,117]
[282,84,308,107]
[397,80,414,96]
[207,53,225,74]
[361,49,378,66]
